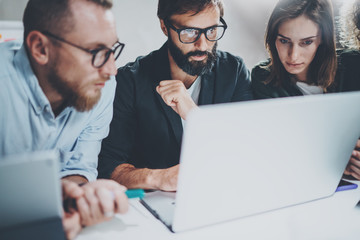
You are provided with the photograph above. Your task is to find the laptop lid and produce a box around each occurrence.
[0,151,63,229]
[143,92,360,232]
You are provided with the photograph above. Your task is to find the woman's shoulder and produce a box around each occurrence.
[335,48,360,92]
[337,48,360,66]
[251,59,271,83]
[337,48,360,74]
[251,59,281,99]
[337,48,360,56]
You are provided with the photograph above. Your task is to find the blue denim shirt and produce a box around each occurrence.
[0,41,116,181]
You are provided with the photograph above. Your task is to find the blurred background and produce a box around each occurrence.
[0,0,347,70]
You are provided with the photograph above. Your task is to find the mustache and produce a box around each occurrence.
[95,77,111,83]
[186,50,211,58]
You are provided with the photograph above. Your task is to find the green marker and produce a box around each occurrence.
[125,189,145,199]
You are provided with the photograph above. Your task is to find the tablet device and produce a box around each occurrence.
[0,151,65,240]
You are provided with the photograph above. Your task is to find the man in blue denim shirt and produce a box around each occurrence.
[0,0,128,238]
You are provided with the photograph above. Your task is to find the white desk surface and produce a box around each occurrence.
[76,182,360,240]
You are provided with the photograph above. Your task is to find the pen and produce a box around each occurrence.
[335,180,358,192]
[335,183,358,192]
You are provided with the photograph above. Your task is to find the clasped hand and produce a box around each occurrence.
[156,80,198,120]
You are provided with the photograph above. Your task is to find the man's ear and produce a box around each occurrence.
[26,31,50,65]
[160,19,168,37]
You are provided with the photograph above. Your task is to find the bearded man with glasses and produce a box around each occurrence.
[98,0,253,191]
[0,0,128,239]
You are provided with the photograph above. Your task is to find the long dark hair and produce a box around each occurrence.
[264,0,336,90]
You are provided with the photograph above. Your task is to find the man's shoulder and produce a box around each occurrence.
[0,41,25,98]
[216,50,246,67]
[337,48,360,74]
[338,48,360,63]
[118,46,165,74]
[0,40,22,57]
[337,48,360,56]
[0,41,22,74]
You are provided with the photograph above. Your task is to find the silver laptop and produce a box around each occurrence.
[141,91,360,232]
[0,151,63,229]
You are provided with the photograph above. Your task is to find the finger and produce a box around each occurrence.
[83,186,103,225]
[157,85,181,98]
[93,179,127,191]
[156,85,173,105]
[113,189,129,214]
[158,80,182,87]
[108,181,127,192]
[156,89,179,107]
[157,81,185,94]
[349,157,360,168]
[62,180,83,199]
[159,91,179,106]
[356,139,360,149]
[76,197,91,226]
[344,161,352,175]
[344,168,351,175]
[157,84,174,95]
[350,170,360,180]
[99,180,128,214]
[96,188,115,219]
[63,212,82,240]
[352,150,360,160]
[158,80,172,87]
[350,164,360,175]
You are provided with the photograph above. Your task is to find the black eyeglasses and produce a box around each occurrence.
[42,31,125,68]
[165,17,228,44]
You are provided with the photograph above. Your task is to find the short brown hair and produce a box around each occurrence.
[264,0,336,90]
[157,0,224,21]
[23,0,113,40]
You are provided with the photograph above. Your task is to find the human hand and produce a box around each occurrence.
[75,179,128,226]
[344,139,360,180]
[156,80,198,120]
[61,179,83,240]
[62,211,81,240]
[153,164,179,191]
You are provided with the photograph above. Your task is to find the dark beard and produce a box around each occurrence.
[168,36,217,76]
[47,63,101,112]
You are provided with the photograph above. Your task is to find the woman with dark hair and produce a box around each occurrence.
[251,0,360,180]
[251,0,337,98]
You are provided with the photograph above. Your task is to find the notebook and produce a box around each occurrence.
[141,91,360,232]
[0,150,65,240]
